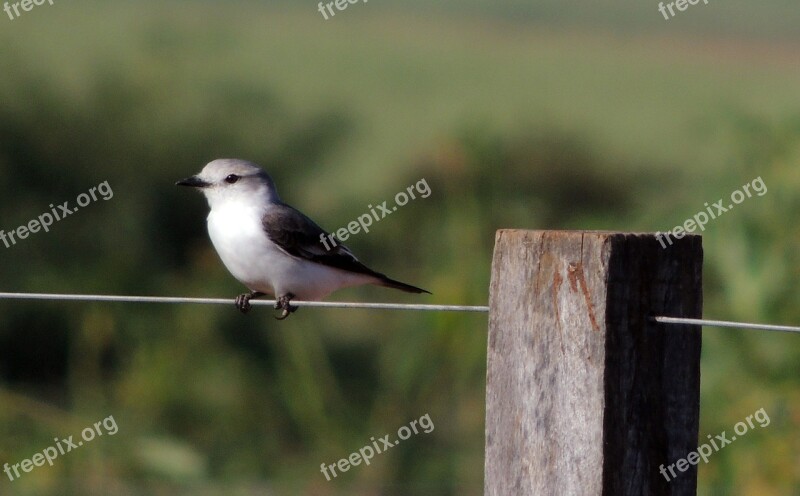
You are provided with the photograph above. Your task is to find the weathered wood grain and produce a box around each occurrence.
[485,230,702,496]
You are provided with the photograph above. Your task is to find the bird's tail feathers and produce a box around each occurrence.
[376,276,431,294]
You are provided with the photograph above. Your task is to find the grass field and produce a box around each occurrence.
[1,1,799,494]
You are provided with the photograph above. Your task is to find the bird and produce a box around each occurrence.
[176,159,430,319]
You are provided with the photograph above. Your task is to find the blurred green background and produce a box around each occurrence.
[1,0,799,494]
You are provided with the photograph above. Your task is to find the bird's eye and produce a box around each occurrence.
[225,174,240,184]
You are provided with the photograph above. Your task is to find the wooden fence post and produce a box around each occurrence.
[485,230,702,495]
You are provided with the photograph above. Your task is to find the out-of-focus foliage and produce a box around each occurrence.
[0,1,799,495]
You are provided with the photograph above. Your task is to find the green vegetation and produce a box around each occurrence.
[0,1,799,494]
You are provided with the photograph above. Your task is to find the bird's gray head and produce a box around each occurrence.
[176,159,280,209]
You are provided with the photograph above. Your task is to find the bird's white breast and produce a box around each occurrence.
[207,201,276,292]
[206,201,374,300]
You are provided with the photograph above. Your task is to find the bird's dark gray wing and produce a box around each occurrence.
[261,203,384,278]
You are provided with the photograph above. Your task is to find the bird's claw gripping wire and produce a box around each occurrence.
[235,291,265,314]
[273,293,298,320]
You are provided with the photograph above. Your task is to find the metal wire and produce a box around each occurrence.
[652,316,800,334]
[0,292,489,313]
[0,293,798,332]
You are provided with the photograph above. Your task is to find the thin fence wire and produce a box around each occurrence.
[0,292,489,313]
[0,292,798,333]
[652,316,800,334]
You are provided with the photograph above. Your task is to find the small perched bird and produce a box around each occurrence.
[177,159,430,319]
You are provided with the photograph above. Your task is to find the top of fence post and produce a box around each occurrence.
[485,230,702,496]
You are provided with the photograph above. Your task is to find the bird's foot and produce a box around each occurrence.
[235,291,265,314]
[274,293,298,320]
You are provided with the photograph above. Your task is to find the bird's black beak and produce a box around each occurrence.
[176,176,211,188]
